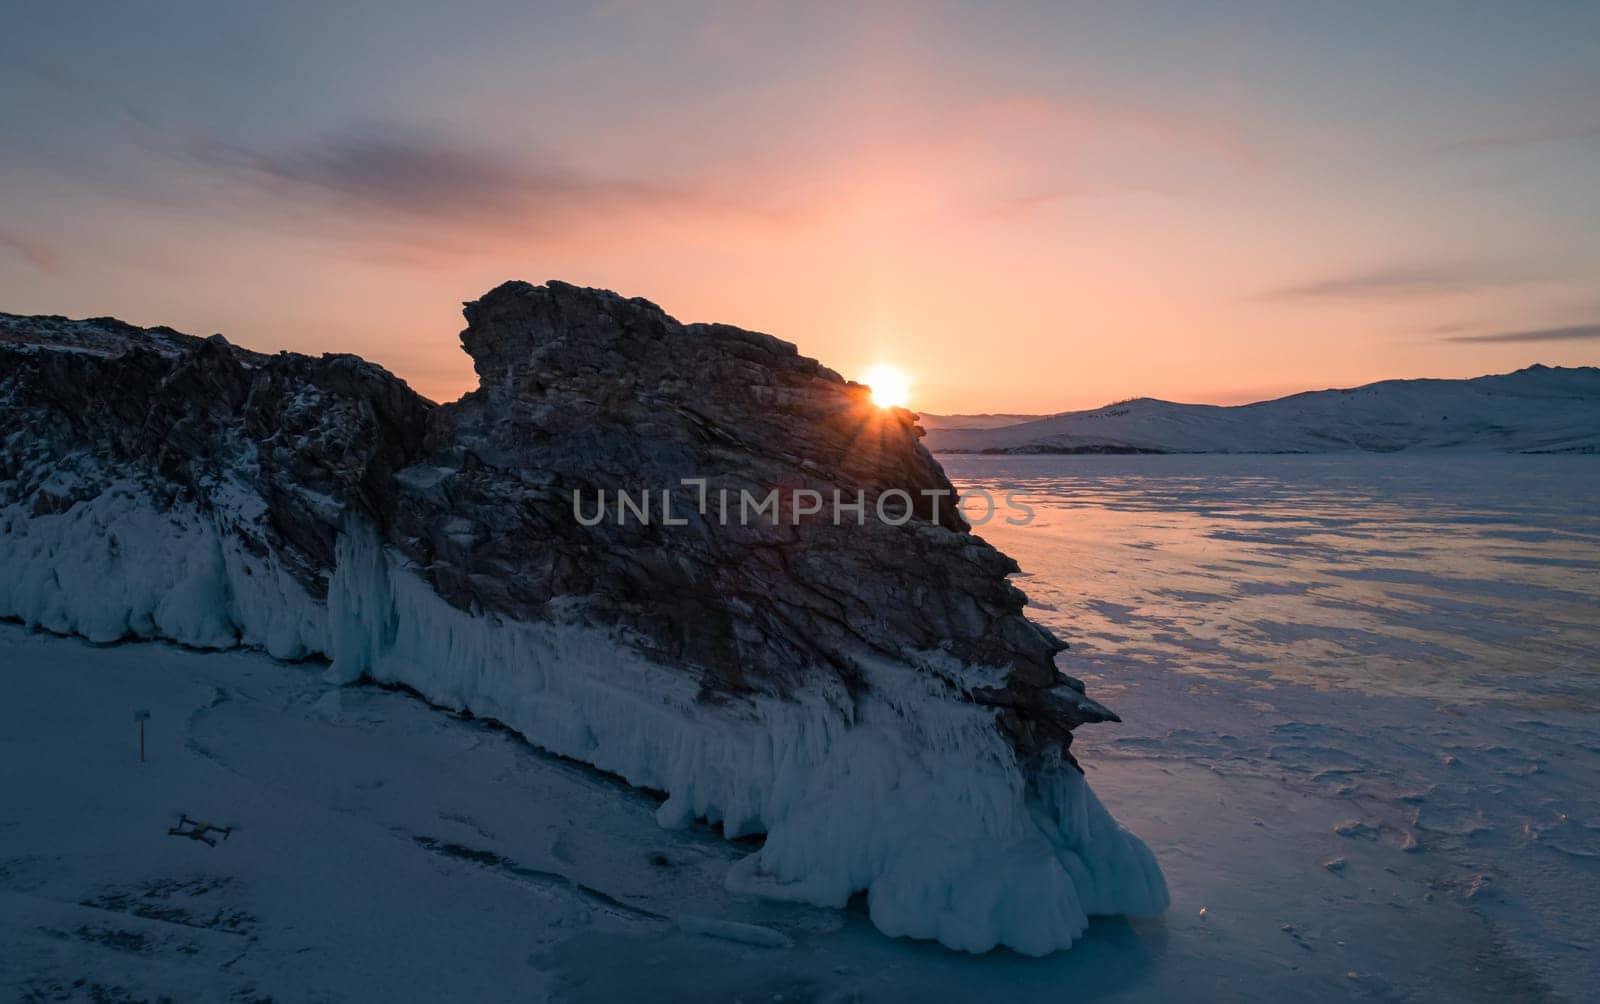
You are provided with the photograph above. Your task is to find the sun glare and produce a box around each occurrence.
[863,363,911,409]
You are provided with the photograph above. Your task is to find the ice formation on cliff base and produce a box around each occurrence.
[0,496,1167,955]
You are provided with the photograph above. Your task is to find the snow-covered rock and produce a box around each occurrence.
[924,366,1600,454]
[0,282,1167,954]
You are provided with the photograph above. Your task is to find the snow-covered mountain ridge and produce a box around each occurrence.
[0,285,1166,955]
[923,365,1600,454]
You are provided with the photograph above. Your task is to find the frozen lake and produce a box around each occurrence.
[2,454,1595,1001]
[943,453,1600,703]
[947,453,1600,999]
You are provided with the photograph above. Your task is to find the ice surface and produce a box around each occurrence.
[945,452,1600,999]
[675,915,794,948]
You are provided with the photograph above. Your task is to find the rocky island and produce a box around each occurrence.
[0,282,1167,955]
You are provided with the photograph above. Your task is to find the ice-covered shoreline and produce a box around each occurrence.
[0,486,1166,957]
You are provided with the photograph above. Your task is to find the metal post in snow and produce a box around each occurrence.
[135,709,150,763]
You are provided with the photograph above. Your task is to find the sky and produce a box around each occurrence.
[1,2,1597,413]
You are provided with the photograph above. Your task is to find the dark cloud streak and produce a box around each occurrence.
[1259,261,1542,300]
[186,124,780,229]
[1443,324,1600,344]
[1438,120,1600,154]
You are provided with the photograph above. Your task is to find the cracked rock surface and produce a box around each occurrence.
[0,280,1114,765]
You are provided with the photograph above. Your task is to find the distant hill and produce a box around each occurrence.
[916,412,1047,430]
[921,366,1600,454]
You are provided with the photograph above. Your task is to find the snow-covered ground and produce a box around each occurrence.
[3,453,1596,1001]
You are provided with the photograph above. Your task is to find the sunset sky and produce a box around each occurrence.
[2,2,1597,413]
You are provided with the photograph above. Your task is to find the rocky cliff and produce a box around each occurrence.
[0,283,1166,955]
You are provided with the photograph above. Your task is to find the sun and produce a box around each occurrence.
[862,363,911,409]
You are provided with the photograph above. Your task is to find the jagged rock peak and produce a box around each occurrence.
[418,281,1104,746]
[0,311,207,359]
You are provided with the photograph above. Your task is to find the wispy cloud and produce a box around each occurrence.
[1443,324,1600,344]
[1259,261,1540,300]
[1438,120,1600,154]
[149,122,821,268]
[185,123,788,234]
[0,226,59,271]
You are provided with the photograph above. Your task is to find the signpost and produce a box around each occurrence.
[134,709,150,762]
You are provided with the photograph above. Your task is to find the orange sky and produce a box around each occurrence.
[2,4,1597,413]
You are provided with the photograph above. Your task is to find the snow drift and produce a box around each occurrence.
[0,287,1168,954]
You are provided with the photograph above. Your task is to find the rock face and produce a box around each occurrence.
[1,313,430,621]
[0,283,1166,955]
[409,282,1109,753]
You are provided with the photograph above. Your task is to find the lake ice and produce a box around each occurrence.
[946,452,1600,1001]
[2,453,1595,1001]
